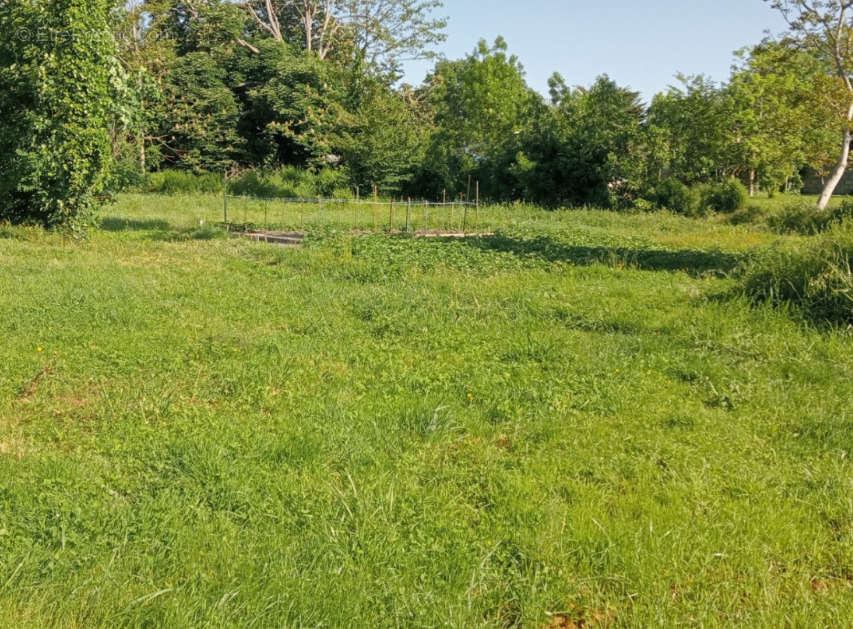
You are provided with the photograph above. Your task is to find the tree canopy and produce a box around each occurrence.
[1,0,850,228]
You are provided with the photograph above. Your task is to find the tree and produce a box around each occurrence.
[646,76,737,184]
[532,75,646,207]
[330,83,431,191]
[728,41,840,195]
[156,53,245,171]
[242,0,446,77]
[243,0,335,56]
[0,0,119,231]
[417,38,542,198]
[767,0,853,208]
[247,47,359,166]
[111,0,176,177]
[337,0,446,78]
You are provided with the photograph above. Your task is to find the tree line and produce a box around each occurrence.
[1,0,852,228]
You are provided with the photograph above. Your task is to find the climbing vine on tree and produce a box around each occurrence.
[0,0,119,231]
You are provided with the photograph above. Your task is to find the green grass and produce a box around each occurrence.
[0,194,851,627]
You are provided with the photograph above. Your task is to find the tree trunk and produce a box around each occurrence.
[138,130,146,174]
[749,169,756,197]
[304,4,314,53]
[817,126,852,210]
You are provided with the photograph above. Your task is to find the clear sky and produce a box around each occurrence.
[401,0,791,102]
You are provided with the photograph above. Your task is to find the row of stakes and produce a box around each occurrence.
[223,184,482,235]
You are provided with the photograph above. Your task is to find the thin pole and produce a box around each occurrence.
[476,180,480,233]
[373,186,378,231]
[389,198,394,232]
[463,196,468,235]
[443,189,447,231]
[355,186,360,230]
[406,198,411,233]
[467,175,472,202]
[222,173,228,229]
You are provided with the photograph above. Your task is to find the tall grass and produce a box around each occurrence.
[0,194,851,627]
[768,200,853,235]
[740,224,853,324]
[146,170,223,195]
[123,167,354,199]
[228,166,352,199]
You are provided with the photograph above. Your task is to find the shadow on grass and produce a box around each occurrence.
[100,216,171,232]
[464,233,742,277]
[99,216,226,242]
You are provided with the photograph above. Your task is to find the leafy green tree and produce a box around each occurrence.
[511,75,646,207]
[156,52,245,171]
[112,0,254,175]
[249,48,346,165]
[728,41,840,196]
[556,76,647,206]
[111,1,173,178]
[0,0,119,230]
[242,0,446,78]
[767,0,853,208]
[225,39,300,165]
[646,76,737,184]
[417,38,542,198]
[331,83,431,192]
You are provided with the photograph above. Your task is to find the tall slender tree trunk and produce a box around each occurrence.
[818,127,852,210]
[817,101,853,210]
[749,169,756,197]
[305,13,313,52]
[138,130,146,174]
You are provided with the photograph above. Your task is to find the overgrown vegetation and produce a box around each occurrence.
[768,200,853,235]
[740,225,853,324]
[95,0,844,209]
[649,178,748,216]
[0,0,117,232]
[2,0,853,622]
[0,194,851,627]
[2,0,850,227]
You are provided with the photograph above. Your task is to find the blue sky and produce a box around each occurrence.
[401,0,790,102]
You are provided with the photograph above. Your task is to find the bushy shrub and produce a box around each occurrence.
[632,198,656,213]
[827,201,853,230]
[314,167,351,197]
[229,172,285,198]
[699,178,748,214]
[769,200,853,235]
[768,201,822,235]
[228,167,353,199]
[147,170,222,195]
[649,179,699,215]
[332,187,355,200]
[739,225,853,325]
[728,205,766,226]
[108,162,149,194]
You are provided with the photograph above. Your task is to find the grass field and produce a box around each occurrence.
[1,194,851,627]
